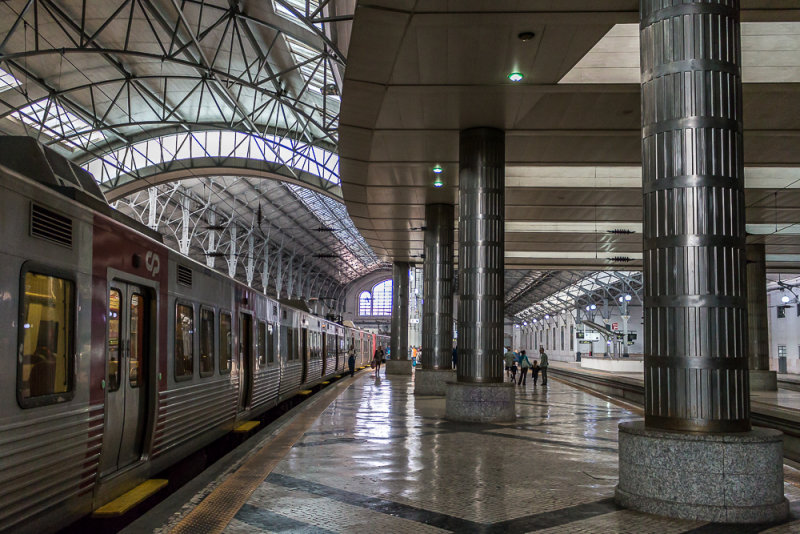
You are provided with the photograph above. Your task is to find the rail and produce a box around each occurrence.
[549,364,800,464]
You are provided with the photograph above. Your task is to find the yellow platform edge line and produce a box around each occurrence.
[93,479,168,517]
[335,375,341,378]
[234,421,260,433]
[299,389,313,395]
[321,381,330,385]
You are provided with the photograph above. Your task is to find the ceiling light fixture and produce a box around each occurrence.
[433,177,444,188]
[432,164,443,174]
[507,72,524,82]
[518,31,536,41]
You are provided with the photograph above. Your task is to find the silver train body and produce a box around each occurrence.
[0,139,389,533]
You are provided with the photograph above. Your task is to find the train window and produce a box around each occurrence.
[258,321,266,366]
[199,307,215,377]
[175,303,194,380]
[286,327,294,360]
[220,312,232,373]
[267,323,276,364]
[129,293,145,387]
[107,289,122,392]
[18,271,75,406]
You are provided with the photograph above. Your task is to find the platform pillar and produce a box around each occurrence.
[416,204,456,395]
[616,0,787,522]
[445,127,514,422]
[747,243,778,390]
[387,261,412,375]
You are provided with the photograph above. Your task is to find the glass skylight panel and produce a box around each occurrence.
[284,35,327,95]
[517,271,641,318]
[84,130,339,185]
[13,99,105,148]
[286,183,379,269]
[0,67,20,93]
[273,0,323,30]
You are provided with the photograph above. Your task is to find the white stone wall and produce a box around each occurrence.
[767,288,800,374]
[511,305,645,363]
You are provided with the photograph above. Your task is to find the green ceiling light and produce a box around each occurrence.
[507,71,524,82]
[433,177,444,188]
[432,164,443,174]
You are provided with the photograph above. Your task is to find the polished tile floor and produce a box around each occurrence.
[180,372,800,533]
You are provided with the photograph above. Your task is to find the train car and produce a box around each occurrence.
[0,137,373,533]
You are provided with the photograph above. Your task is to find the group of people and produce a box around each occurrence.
[504,346,549,387]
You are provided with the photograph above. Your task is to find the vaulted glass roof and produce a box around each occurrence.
[0,0,382,292]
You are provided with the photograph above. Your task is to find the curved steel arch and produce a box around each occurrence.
[0,0,345,160]
[103,158,342,202]
[83,129,340,196]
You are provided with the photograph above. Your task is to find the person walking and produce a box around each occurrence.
[348,344,356,377]
[518,350,532,386]
[532,360,541,387]
[372,346,383,374]
[452,346,458,370]
[539,345,549,385]
[504,349,516,382]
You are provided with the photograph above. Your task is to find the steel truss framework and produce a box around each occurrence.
[0,0,389,298]
[0,0,348,192]
[113,174,381,311]
[508,270,644,325]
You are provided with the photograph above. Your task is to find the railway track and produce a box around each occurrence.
[550,365,800,464]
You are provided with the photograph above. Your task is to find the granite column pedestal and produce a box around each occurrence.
[616,0,786,522]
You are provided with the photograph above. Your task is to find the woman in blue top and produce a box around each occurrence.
[517,350,532,386]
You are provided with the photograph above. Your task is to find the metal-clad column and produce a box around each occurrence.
[421,204,455,369]
[747,243,778,390]
[387,261,411,374]
[617,4,786,521]
[641,0,749,432]
[457,127,505,383]
[445,127,513,421]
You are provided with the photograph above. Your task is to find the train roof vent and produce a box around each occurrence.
[30,203,72,248]
[177,265,193,287]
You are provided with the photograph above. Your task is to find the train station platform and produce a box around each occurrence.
[126,370,800,534]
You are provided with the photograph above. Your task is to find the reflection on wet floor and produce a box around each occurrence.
[212,373,800,533]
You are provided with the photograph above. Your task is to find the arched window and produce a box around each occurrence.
[358,291,372,316]
[371,280,392,315]
[358,279,393,316]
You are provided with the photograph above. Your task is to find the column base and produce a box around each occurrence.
[414,369,456,396]
[385,359,413,375]
[749,369,778,391]
[445,381,515,423]
[616,421,787,523]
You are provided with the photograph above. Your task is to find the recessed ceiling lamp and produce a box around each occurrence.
[432,164,443,174]
[507,72,524,82]
[518,31,536,41]
[433,177,444,188]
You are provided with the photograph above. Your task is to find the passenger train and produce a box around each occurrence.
[0,137,388,533]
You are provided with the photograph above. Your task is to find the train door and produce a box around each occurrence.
[239,313,253,410]
[100,282,151,477]
[301,326,309,383]
[334,333,340,371]
[321,331,328,375]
